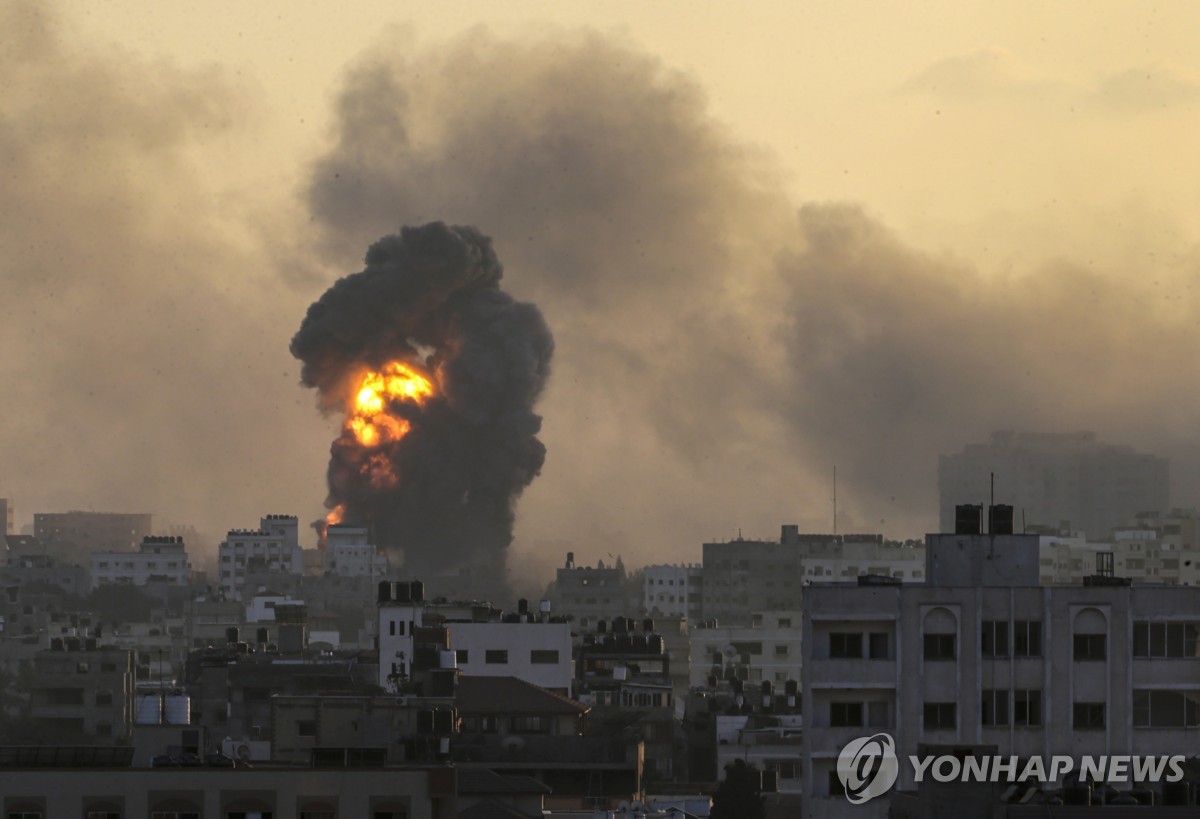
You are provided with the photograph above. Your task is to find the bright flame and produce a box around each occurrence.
[346,361,433,448]
[325,361,435,530]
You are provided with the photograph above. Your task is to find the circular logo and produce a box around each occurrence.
[837,733,899,804]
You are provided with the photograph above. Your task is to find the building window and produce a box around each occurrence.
[530,650,559,664]
[830,702,864,727]
[774,645,789,657]
[868,632,889,659]
[1073,634,1107,661]
[778,618,792,628]
[297,720,317,737]
[924,702,956,730]
[1014,689,1042,726]
[924,634,956,661]
[299,813,336,819]
[456,649,469,664]
[829,770,846,797]
[485,650,508,664]
[981,689,1008,726]
[981,621,1009,657]
[1133,690,1200,728]
[1013,621,1042,657]
[95,690,113,706]
[1073,702,1106,730]
[830,633,863,658]
[1133,621,1200,658]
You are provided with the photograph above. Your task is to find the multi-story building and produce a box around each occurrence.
[0,762,455,818]
[1038,510,1200,586]
[0,552,89,596]
[802,525,1200,818]
[550,552,634,626]
[90,535,189,587]
[378,584,573,694]
[689,612,803,689]
[0,497,13,536]
[643,563,703,621]
[33,510,151,554]
[939,430,1169,539]
[326,524,389,578]
[217,514,303,600]
[29,644,134,743]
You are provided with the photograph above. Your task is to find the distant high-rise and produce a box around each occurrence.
[0,498,12,536]
[939,431,1169,538]
[33,510,152,565]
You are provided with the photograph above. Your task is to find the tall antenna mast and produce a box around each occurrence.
[833,466,838,535]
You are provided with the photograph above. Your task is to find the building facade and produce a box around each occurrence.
[91,535,190,587]
[802,580,1200,818]
[217,515,303,601]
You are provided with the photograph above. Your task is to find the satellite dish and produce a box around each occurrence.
[722,645,738,658]
[235,743,253,761]
[501,736,525,753]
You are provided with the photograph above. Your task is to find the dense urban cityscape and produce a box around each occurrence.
[1,431,1198,815]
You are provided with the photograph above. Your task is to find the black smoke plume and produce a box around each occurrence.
[290,222,553,592]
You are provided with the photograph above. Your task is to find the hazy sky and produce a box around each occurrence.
[4,1,1200,589]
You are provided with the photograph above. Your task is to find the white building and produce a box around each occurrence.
[643,563,702,620]
[217,515,302,601]
[715,713,804,794]
[325,525,388,578]
[802,530,1200,818]
[689,612,803,690]
[245,592,304,623]
[90,536,189,587]
[377,587,572,694]
[447,621,573,695]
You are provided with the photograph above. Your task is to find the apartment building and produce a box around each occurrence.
[643,563,703,621]
[802,526,1200,818]
[217,514,303,600]
[325,524,389,577]
[29,644,134,743]
[90,535,190,587]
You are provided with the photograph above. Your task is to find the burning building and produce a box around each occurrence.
[291,222,553,600]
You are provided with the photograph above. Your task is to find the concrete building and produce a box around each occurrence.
[0,760,456,819]
[689,612,803,689]
[33,510,151,553]
[325,524,389,578]
[802,541,1200,818]
[643,563,703,621]
[29,644,134,743]
[378,583,572,694]
[939,430,1169,539]
[90,535,190,587]
[1039,511,1200,586]
[701,528,919,626]
[0,497,13,536]
[217,514,303,600]
[0,552,89,596]
[551,552,636,626]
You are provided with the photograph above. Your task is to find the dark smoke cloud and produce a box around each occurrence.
[305,27,1200,556]
[291,223,553,591]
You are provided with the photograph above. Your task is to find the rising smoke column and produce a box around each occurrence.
[290,222,553,586]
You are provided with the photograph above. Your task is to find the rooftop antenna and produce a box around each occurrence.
[990,471,995,534]
[833,466,838,535]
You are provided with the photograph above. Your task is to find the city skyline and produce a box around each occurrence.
[4,2,1200,575]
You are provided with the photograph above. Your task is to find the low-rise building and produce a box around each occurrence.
[29,644,134,743]
[643,563,703,621]
[217,514,303,601]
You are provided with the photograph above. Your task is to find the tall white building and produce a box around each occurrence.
[643,563,702,620]
[90,536,189,587]
[217,514,302,601]
[324,525,388,578]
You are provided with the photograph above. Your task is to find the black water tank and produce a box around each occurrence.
[378,580,392,603]
[989,504,1015,535]
[409,580,424,603]
[225,627,239,645]
[955,504,983,535]
[256,627,269,644]
[1063,782,1091,806]
[1162,781,1190,805]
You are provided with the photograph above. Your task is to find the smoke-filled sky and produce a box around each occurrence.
[4,1,1200,589]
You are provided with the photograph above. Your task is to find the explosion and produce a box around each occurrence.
[291,223,553,595]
